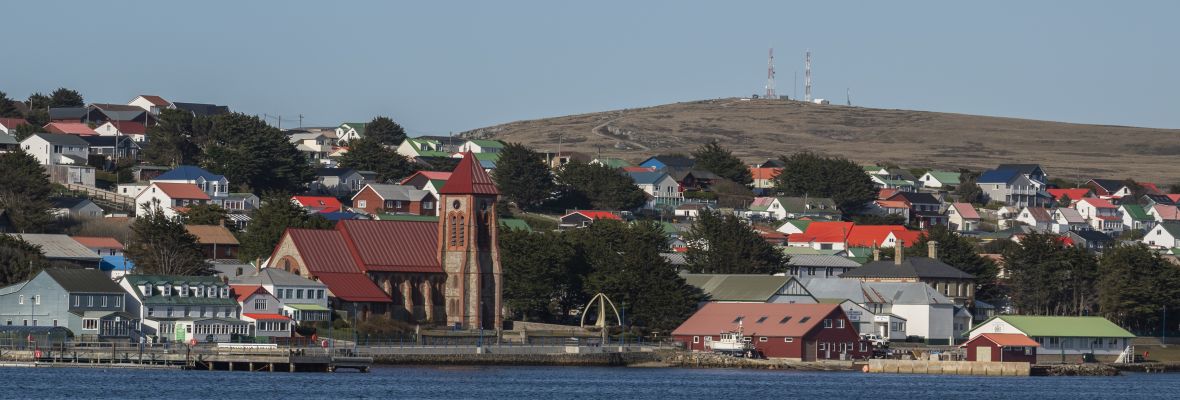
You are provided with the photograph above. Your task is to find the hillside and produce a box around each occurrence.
[459,98,1180,184]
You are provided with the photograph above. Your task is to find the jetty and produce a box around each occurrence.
[1,342,373,373]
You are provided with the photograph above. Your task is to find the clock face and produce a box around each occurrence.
[452,200,461,210]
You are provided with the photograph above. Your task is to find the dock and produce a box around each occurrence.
[2,343,373,373]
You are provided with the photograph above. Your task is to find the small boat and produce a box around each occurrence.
[710,322,755,357]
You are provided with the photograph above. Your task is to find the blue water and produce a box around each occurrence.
[4,365,1179,399]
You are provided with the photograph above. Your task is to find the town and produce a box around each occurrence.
[0,89,1178,375]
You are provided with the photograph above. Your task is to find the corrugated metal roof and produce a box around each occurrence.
[70,236,124,250]
[154,182,211,200]
[316,273,391,302]
[787,254,861,268]
[231,268,325,288]
[44,269,124,293]
[7,234,102,261]
[439,151,499,195]
[671,303,839,337]
[284,229,362,274]
[841,257,974,280]
[185,225,239,245]
[337,220,441,273]
[683,274,793,302]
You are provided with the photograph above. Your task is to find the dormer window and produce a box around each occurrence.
[194,287,203,297]
[141,285,151,296]
[220,288,229,298]
[162,285,171,296]
[180,285,189,297]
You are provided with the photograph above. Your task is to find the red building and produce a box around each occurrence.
[963,333,1039,363]
[672,303,871,361]
[351,183,437,216]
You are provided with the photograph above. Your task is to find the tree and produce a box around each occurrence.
[556,162,646,211]
[906,225,1001,303]
[0,150,52,233]
[143,109,203,167]
[1055,193,1073,208]
[692,140,752,185]
[1003,232,1097,316]
[181,204,230,226]
[1098,244,1180,335]
[237,195,331,262]
[124,201,210,275]
[0,235,50,286]
[955,172,986,205]
[11,123,45,141]
[24,93,51,127]
[338,136,418,183]
[685,210,787,275]
[492,143,556,211]
[852,214,908,225]
[0,91,22,118]
[48,88,84,108]
[773,152,876,213]
[201,113,315,193]
[500,228,578,322]
[363,116,407,146]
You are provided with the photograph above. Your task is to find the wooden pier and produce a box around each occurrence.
[3,344,372,373]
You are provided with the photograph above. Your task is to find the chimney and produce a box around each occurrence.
[894,240,904,265]
[928,241,939,260]
[872,241,880,261]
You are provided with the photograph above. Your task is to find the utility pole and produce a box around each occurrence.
[298,114,304,128]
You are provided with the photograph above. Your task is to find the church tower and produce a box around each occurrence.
[437,152,502,330]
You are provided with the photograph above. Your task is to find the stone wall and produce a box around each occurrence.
[867,359,1031,376]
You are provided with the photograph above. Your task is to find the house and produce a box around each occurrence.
[1142,194,1177,208]
[786,221,854,250]
[171,102,229,117]
[1120,204,1155,231]
[672,303,871,360]
[118,275,244,343]
[750,167,782,190]
[840,242,975,307]
[335,122,367,142]
[86,103,151,124]
[798,279,898,341]
[963,333,1040,363]
[0,269,135,339]
[135,182,211,219]
[288,131,334,164]
[1075,198,1123,232]
[80,135,140,161]
[44,122,98,136]
[0,132,17,153]
[215,193,260,214]
[396,137,451,159]
[1148,204,1180,223]
[351,183,437,216]
[872,198,911,220]
[947,203,981,232]
[1047,188,1092,206]
[1015,207,1053,232]
[48,107,87,122]
[1066,230,1113,252]
[399,170,451,195]
[71,236,123,256]
[749,197,840,221]
[918,170,960,189]
[230,268,330,323]
[786,255,862,279]
[292,196,343,214]
[1143,222,1180,249]
[152,166,229,199]
[93,121,147,142]
[0,117,29,134]
[776,219,812,235]
[885,192,945,228]
[968,315,1135,363]
[127,95,172,115]
[269,152,505,329]
[20,132,90,166]
[628,171,682,202]
[639,155,695,170]
[977,164,1050,207]
[50,197,104,219]
[309,167,365,196]
[1052,208,1089,233]
[457,139,505,154]
[675,203,709,219]
[231,285,292,339]
[844,225,920,249]
[559,210,622,228]
[867,282,968,344]
[869,174,916,192]
[5,234,102,268]
[99,256,135,279]
[683,274,816,304]
[1087,179,1132,199]
[185,225,239,260]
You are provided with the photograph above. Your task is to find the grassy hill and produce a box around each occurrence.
[459,98,1180,184]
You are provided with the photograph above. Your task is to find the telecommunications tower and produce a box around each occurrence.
[804,49,812,102]
[765,48,776,99]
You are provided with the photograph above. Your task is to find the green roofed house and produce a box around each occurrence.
[968,315,1136,363]
[682,274,817,304]
[336,122,368,142]
[396,137,444,159]
[919,170,962,189]
[776,219,813,234]
[1120,204,1154,231]
[118,275,245,343]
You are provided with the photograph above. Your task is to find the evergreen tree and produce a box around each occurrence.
[0,91,21,118]
[1098,244,1180,334]
[143,109,202,167]
[492,142,555,211]
[201,113,315,193]
[363,116,407,146]
[11,123,45,141]
[23,93,51,127]
[338,136,418,183]
[0,235,50,286]
[955,172,986,205]
[180,204,230,227]
[556,162,646,211]
[0,150,52,233]
[125,201,210,275]
[685,210,787,274]
[906,225,1001,303]
[500,228,578,322]
[773,151,876,213]
[692,140,752,185]
[237,195,332,263]
[48,88,84,108]
[1003,232,1097,316]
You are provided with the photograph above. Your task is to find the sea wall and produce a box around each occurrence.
[867,359,1031,376]
[372,352,653,366]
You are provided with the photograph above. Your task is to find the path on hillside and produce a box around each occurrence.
[590,116,650,151]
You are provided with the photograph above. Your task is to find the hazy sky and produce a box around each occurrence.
[4,1,1177,134]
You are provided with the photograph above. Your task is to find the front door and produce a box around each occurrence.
[977,346,992,362]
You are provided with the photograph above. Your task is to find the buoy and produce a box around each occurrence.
[862,365,870,373]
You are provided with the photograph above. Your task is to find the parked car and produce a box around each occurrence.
[860,333,888,346]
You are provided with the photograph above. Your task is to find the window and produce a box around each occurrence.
[823,319,833,328]
[357,200,367,208]
[167,307,174,317]
[317,290,324,299]
[254,298,267,310]
[18,295,23,305]
[147,307,155,316]
[72,295,79,307]
[784,337,794,343]
[286,289,294,299]
[100,296,107,307]
[180,285,189,297]
[194,287,203,297]
[220,288,229,298]
[860,342,868,352]
[799,317,810,324]
[296,289,303,299]
[693,336,700,344]
[423,201,434,210]
[34,295,40,305]
[87,296,93,307]
[142,285,152,296]
[756,316,768,324]
[759,337,768,342]
[276,289,283,299]
[838,319,845,329]
[162,285,171,296]
[779,316,792,324]
[53,319,58,327]
[83,319,98,330]
[819,343,826,351]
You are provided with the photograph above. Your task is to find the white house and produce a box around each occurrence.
[119,274,244,343]
[288,132,334,164]
[230,268,330,323]
[1143,222,1180,249]
[231,285,292,339]
[151,166,229,199]
[20,133,90,166]
[874,282,964,345]
[947,202,980,232]
[1075,198,1123,232]
[1147,204,1180,223]
[457,139,505,154]
[627,171,681,202]
[127,95,172,115]
[967,315,1135,362]
[93,121,147,142]
[1052,207,1089,233]
[1015,207,1053,232]
[116,183,150,198]
[135,182,212,219]
[918,170,961,189]
[335,122,366,142]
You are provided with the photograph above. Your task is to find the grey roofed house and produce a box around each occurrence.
[50,197,104,218]
[886,168,918,182]
[43,268,126,294]
[33,132,90,146]
[317,167,358,178]
[231,267,326,287]
[1068,230,1113,249]
[627,171,672,185]
[888,191,941,205]
[1055,207,1086,224]
[88,103,147,121]
[867,282,956,305]
[367,183,431,201]
[172,102,230,116]
[788,254,862,268]
[682,273,815,303]
[775,196,840,214]
[796,278,889,303]
[48,107,87,121]
[840,257,974,280]
[5,233,102,263]
[288,132,326,142]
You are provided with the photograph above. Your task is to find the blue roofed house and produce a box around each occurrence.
[152,165,229,199]
[0,269,137,340]
[976,164,1051,207]
[638,155,695,170]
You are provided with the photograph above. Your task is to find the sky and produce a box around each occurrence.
[4,1,1177,134]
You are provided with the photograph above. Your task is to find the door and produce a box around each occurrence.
[977,346,992,362]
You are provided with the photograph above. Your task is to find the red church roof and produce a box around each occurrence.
[439,151,498,195]
[335,220,441,273]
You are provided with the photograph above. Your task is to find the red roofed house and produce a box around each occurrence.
[1149,204,1180,223]
[269,152,503,329]
[1047,188,1092,206]
[787,221,854,250]
[135,182,211,219]
[1075,198,1123,232]
[963,333,1039,363]
[94,121,148,141]
[292,195,343,213]
[845,225,913,248]
[231,285,293,338]
[749,167,782,189]
[400,170,452,188]
[128,95,173,115]
[559,210,623,229]
[672,303,870,360]
[44,122,98,136]
[947,203,981,232]
[0,117,29,135]
[71,236,124,256]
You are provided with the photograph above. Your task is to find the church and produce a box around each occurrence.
[266,152,502,329]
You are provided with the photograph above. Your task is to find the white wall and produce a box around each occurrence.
[891,304,955,342]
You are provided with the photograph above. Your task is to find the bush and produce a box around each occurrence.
[355,314,415,336]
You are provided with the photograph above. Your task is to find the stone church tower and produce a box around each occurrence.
[437,152,502,330]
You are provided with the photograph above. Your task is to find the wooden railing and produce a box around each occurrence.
[64,183,136,214]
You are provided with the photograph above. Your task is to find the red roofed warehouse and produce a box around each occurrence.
[963,333,1039,363]
[672,303,870,360]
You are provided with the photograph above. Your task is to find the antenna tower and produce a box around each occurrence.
[804,49,812,102]
[765,48,776,99]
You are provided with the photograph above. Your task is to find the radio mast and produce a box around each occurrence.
[804,49,812,102]
[765,48,776,99]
